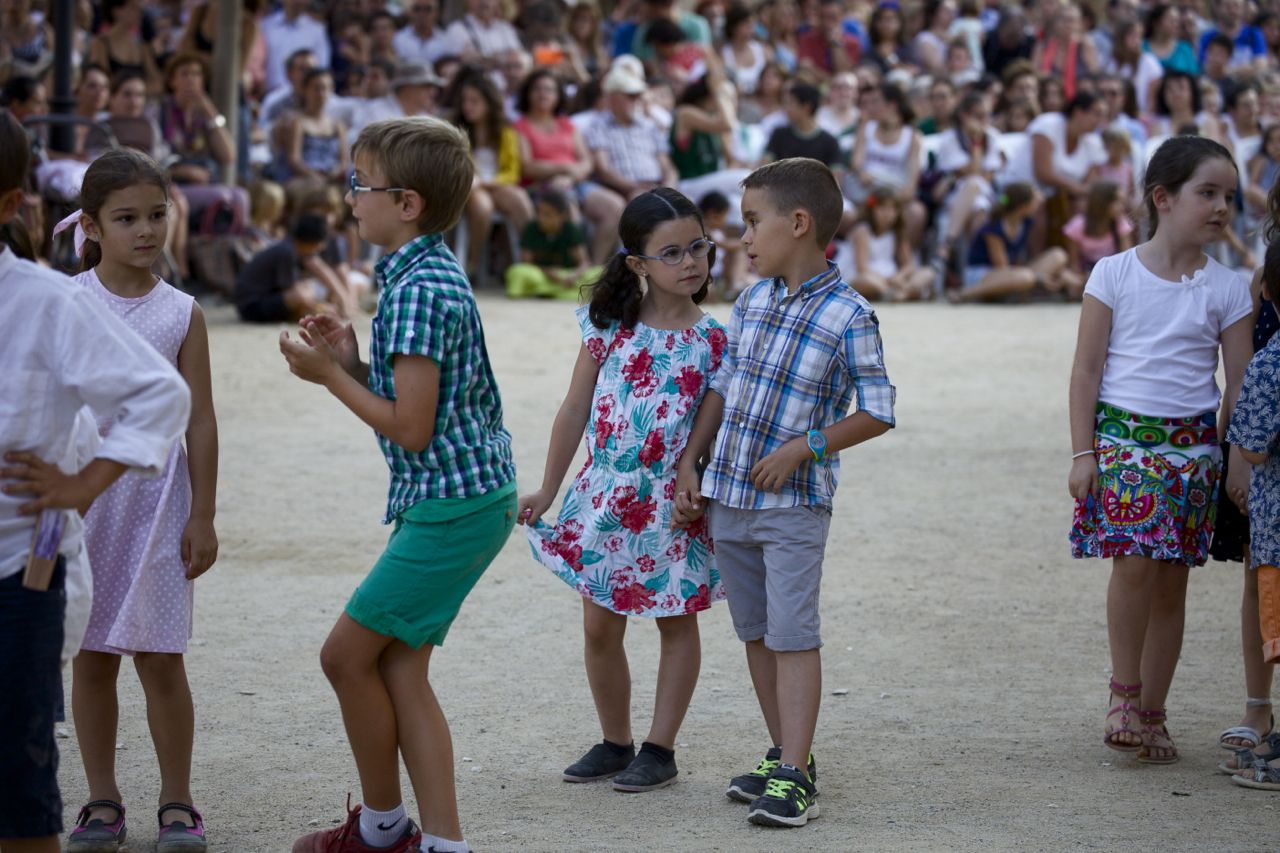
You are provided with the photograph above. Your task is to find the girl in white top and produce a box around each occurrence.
[849,188,935,301]
[1068,135,1254,767]
[850,82,926,247]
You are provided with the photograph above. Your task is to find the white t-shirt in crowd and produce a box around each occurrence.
[1085,247,1253,417]
[1019,111,1107,193]
[934,127,1003,175]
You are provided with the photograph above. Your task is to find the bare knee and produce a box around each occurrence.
[584,189,624,223]
[655,613,699,641]
[133,652,187,689]
[320,637,362,686]
[468,188,493,219]
[74,651,122,684]
[583,607,625,652]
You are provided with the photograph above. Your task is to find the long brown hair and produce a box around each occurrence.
[1083,181,1122,238]
[78,147,170,271]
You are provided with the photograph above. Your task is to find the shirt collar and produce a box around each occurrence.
[375,232,442,289]
[770,261,841,304]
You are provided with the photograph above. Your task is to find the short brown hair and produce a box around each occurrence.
[164,51,207,92]
[741,157,842,247]
[353,117,474,235]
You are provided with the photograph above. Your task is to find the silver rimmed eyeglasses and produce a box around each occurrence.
[631,237,715,266]
[349,173,406,195]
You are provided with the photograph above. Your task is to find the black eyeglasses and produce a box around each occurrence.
[631,238,714,266]
[349,173,405,195]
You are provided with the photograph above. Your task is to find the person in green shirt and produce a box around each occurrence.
[505,188,604,299]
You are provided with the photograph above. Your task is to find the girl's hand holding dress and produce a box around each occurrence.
[518,487,555,526]
[181,517,218,579]
[1068,455,1100,500]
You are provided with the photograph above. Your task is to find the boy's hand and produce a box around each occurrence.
[1068,454,1100,500]
[1,451,98,515]
[300,313,360,375]
[518,488,555,526]
[181,517,219,579]
[280,327,342,386]
[671,463,705,529]
[750,438,810,493]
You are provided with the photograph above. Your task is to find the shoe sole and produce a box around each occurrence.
[726,784,760,803]
[562,770,625,782]
[1232,773,1280,791]
[67,837,125,853]
[612,773,678,792]
[747,802,821,827]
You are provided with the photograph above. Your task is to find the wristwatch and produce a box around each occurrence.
[205,114,227,129]
[806,429,827,462]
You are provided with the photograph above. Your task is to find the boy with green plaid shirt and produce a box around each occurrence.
[281,117,515,853]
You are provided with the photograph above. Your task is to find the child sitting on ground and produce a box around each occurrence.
[698,191,747,299]
[1063,181,1135,275]
[504,188,601,299]
[849,187,935,301]
[235,214,352,322]
[956,182,1084,302]
[1099,129,1136,201]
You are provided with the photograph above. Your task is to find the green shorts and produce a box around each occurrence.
[346,482,516,648]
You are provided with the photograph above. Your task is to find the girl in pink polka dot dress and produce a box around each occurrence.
[63,150,219,853]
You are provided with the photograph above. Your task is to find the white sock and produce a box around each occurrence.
[420,833,470,853]
[358,802,407,848]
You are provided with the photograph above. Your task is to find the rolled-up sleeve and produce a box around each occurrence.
[54,288,190,476]
[844,310,896,427]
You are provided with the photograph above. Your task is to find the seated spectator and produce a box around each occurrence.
[737,59,788,128]
[504,188,600,299]
[260,48,317,135]
[932,91,1002,262]
[1001,97,1036,133]
[720,2,772,96]
[698,190,746,298]
[178,0,260,93]
[1144,2,1200,75]
[521,1,589,85]
[0,0,53,82]
[1039,76,1067,115]
[796,0,861,81]
[566,0,609,82]
[849,82,925,242]
[1247,122,1280,214]
[956,183,1082,302]
[670,69,751,224]
[866,2,912,73]
[514,68,624,265]
[849,187,936,302]
[1098,127,1136,200]
[616,0,713,64]
[584,63,678,201]
[293,181,370,309]
[70,65,111,159]
[350,63,444,138]
[983,5,1035,79]
[1202,32,1235,96]
[757,0,799,72]
[1108,19,1164,116]
[395,0,455,68]
[452,71,533,275]
[88,0,162,95]
[159,53,249,230]
[917,76,955,136]
[912,0,956,74]
[1062,181,1134,275]
[235,213,351,322]
[645,18,708,92]
[765,81,841,167]
[1198,0,1268,72]
[1031,2,1100,101]
[368,11,401,67]
[446,0,524,71]
[1023,91,1107,246]
[244,179,286,250]
[817,71,860,158]
[1224,82,1263,168]
[1148,70,1225,139]
[282,69,348,187]
[261,0,330,94]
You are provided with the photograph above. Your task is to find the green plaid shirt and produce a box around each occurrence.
[368,233,515,522]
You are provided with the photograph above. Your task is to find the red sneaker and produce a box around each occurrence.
[292,797,422,853]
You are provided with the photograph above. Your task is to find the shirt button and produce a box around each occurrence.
[738,419,746,428]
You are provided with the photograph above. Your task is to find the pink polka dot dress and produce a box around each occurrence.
[76,270,195,655]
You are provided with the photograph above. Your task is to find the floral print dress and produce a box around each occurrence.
[526,307,727,617]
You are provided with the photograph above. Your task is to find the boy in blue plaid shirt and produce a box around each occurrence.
[675,157,896,827]
[280,117,516,853]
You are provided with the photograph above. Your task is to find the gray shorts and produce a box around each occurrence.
[709,502,831,651]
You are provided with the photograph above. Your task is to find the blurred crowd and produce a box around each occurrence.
[6,0,1280,309]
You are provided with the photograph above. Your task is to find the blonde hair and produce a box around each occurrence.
[352,117,474,235]
[248,179,286,229]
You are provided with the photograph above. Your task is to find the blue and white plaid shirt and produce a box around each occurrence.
[703,262,895,510]
[368,233,515,522]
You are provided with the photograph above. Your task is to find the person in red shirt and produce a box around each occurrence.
[796,0,860,81]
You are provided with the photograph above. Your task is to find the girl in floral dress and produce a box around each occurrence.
[519,188,726,793]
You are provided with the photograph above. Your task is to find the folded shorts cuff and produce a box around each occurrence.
[732,620,768,643]
[764,632,823,652]
[346,590,440,649]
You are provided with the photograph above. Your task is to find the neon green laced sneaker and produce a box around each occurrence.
[747,763,820,827]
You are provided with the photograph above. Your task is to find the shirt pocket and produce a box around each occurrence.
[0,368,54,450]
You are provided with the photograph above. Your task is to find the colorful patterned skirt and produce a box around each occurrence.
[1070,403,1222,567]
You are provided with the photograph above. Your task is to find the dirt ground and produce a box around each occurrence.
[56,298,1260,852]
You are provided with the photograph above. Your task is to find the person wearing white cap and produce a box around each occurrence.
[584,64,678,199]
